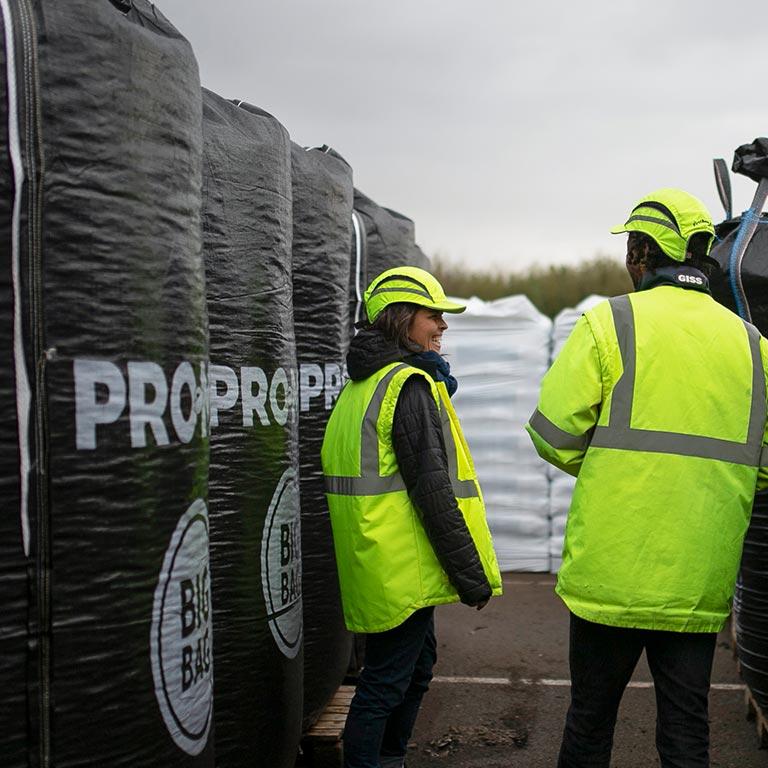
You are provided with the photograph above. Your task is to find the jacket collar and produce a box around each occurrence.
[346,328,457,396]
[637,265,710,295]
[346,327,411,381]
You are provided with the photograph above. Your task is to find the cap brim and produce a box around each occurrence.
[433,299,466,313]
[609,223,628,234]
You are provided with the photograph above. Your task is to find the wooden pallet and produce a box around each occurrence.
[729,617,768,748]
[300,685,356,767]
[305,685,355,741]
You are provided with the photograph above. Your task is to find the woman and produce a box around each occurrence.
[322,266,502,768]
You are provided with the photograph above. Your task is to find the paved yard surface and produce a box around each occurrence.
[403,574,766,768]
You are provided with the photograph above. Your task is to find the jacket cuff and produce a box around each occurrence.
[459,580,492,606]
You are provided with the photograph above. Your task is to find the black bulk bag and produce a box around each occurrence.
[710,138,768,336]
[290,144,353,729]
[1,1,212,765]
[385,206,431,271]
[733,492,768,711]
[0,7,26,762]
[202,91,303,768]
[709,223,768,336]
[709,141,768,714]
[353,189,431,287]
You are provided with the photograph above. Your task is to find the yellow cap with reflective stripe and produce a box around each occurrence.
[364,266,466,323]
[610,188,715,262]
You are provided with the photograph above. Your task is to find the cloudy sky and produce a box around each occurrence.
[157,1,764,271]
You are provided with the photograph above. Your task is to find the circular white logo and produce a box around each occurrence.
[261,467,303,658]
[150,498,213,755]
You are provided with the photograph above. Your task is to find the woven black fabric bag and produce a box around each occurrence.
[291,144,353,729]
[0,2,212,765]
[203,91,303,768]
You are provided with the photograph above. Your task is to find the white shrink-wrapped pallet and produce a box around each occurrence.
[441,296,553,571]
[549,295,606,572]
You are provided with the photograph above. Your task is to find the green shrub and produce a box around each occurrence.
[432,255,632,318]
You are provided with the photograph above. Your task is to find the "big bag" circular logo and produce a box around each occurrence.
[261,468,303,658]
[150,498,213,755]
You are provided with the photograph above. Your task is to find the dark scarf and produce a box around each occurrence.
[405,351,458,397]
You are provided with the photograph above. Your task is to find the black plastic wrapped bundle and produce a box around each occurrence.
[290,144,354,729]
[385,206,432,271]
[353,189,431,287]
[1,1,212,765]
[709,222,768,337]
[710,138,768,336]
[733,492,768,710]
[202,91,303,768]
[709,141,768,713]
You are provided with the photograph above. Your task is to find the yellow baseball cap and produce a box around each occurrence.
[364,266,465,323]
[610,188,715,262]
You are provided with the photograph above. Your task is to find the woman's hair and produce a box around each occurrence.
[627,231,718,277]
[366,302,421,351]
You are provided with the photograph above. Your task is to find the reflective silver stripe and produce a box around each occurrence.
[591,426,761,464]
[439,401,479,499]
[761,443,768,467]
[451,478,477,498]
[325,365,478,498]
[624,214,680,235]
[325,364,409,496]
[528,408,591,451]
[368,286,432,300]
[605,295,635,429]
[360,364,409,477]
[325,474,406,496]
[589,296,766,467]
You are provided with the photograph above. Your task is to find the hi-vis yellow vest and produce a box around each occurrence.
[527,287,768,632]
[321,362,502,633]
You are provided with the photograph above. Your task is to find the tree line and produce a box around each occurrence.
[432,255,632,318]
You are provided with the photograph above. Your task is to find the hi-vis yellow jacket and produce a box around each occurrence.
[322,362,502,633]
[527,285,768,632]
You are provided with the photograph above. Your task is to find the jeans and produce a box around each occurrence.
[558,613,717,768]
[343,607,437,768]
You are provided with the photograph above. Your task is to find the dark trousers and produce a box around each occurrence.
[343,607,437,768]
[558,613,717,768]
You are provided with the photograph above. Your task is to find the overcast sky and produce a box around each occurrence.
[157,1,765,271]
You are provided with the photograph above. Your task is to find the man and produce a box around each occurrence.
[526,188,768,768]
